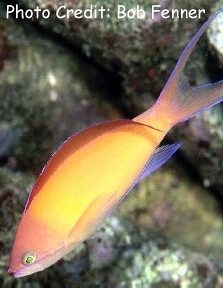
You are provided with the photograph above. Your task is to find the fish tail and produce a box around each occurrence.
[133,10,223,131]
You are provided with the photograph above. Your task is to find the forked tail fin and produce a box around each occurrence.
[134,10,223,130]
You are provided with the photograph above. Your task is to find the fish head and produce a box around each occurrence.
[8,209,71,278]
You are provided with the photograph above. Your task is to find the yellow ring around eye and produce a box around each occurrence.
[22,251,37,265]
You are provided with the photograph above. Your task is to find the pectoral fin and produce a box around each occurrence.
[67,191,119,245]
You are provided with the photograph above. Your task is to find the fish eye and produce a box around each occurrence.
[21,251,37,265]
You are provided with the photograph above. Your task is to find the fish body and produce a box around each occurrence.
[9,120,169,277]
[9,11,223,277]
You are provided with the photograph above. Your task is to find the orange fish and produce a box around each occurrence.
[9,11,223,277]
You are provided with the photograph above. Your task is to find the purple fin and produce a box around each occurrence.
[136,143,181,183]
[112,143,181,209]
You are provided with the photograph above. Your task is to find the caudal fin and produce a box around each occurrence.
[134,10,223,130]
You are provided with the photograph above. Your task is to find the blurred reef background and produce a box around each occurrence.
[1,0,223,287]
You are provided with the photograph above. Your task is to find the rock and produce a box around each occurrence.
[1,1,223,286]
[207,1,223,66]
[12,1,223,193]
[61,214,223,287]
[15,0,213,113]
[0,129,20,159]
[0,167,35,287]
[0,2,121,172]
[118,158,223,267]
[2,196,223,287]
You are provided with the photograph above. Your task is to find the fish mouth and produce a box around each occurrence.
[8,262,44,278]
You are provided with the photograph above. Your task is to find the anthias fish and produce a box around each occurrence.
[9,11,223,277]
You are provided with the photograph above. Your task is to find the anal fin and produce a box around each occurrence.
[136,143,181,183]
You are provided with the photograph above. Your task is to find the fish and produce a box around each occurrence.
[9,11,223,278]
